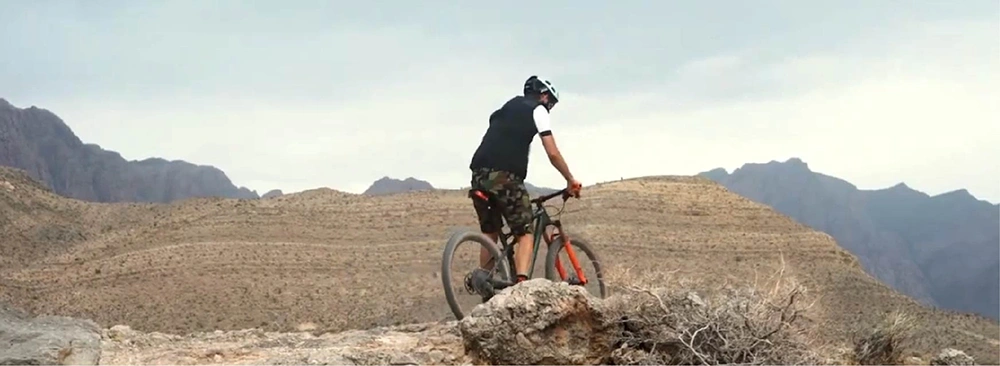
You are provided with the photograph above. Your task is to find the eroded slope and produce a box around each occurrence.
[1,168,997,361]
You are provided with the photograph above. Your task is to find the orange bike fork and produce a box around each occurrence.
[546,230,569,280]
[548,228,588,285]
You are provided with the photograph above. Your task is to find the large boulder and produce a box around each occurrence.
[457,279,614,365]
[0,304,101,365]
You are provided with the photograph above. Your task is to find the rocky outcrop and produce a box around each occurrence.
[100,322,467,365]
[699,158,1000,320]
[100,280,617,365]
[458,279,614,365]
[0,304,102,365]
[8,279,987,365]
[363,177,434,196]
[0,98,258,203]
[930,348,975,365]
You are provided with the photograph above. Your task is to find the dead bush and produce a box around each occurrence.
[603,256,821,365]
[850,312,914,365]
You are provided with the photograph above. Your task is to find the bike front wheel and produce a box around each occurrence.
[441,230,511,320]
[544,231,608,299]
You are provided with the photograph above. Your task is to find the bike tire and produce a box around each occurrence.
[544,233,608,299]
[441,230,511,320]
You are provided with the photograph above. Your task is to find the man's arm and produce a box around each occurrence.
[540,135,574,181]
[533,105,574,181]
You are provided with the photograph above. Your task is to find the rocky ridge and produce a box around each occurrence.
[0,98,258,203]
[6,280,988,365]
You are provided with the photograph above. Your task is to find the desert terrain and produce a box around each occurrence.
[1,166,998,363]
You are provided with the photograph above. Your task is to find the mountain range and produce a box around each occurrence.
[699,158,1000,320]
[3,98,996,320]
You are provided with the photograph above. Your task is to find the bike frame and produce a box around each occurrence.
[476,189,589,286]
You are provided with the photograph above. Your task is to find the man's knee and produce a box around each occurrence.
[507,205,534,237]
[509,221,533,238]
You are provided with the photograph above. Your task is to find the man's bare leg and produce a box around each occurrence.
[480,232,499,269]
[513,233,533,281]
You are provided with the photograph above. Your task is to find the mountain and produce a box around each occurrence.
[0,98,258,203]
[363,176,435,195]
[524,181,560,196]
[699,158,1000,320]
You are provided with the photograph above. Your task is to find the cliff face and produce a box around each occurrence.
[700,158,1000,320]
[0,98,258,203]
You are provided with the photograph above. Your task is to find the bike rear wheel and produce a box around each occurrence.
[544,231,607,299]
[441,230,511,320]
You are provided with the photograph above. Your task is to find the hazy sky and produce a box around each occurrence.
[2,1,998,202]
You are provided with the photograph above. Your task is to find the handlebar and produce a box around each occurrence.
[530,187,576,205]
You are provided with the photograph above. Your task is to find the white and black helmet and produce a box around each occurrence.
[523,75,560,108]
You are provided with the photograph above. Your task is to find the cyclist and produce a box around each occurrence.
[466,75,582,298]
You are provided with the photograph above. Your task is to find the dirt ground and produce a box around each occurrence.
[1,168,997,362]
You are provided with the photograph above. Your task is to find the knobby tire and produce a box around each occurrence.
[441,230,511,321]
[544,233,608,299]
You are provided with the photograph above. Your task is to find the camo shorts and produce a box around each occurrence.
[470,168,533,237]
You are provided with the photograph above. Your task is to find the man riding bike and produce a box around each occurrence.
[466,75,583,296]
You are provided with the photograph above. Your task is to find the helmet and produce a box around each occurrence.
[523,75,560,109]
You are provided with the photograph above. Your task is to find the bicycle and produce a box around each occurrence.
[441,187,607,320]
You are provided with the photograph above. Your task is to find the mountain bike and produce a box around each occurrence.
[441,187,607,320]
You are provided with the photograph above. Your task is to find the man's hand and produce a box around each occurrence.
[567,179,582,198]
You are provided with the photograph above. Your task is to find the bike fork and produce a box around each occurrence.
[550,230,588,285]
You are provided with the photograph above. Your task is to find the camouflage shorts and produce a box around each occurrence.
[470,168,533,236]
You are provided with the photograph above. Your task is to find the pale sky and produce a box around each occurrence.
[2,1,998,202]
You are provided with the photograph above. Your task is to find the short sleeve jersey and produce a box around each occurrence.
[469,96,552,179]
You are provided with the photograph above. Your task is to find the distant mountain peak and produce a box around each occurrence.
[876,182,930,199]
[771,157,811,171]
[730,157,814,178]
[261,189,284,199]
[363,176,434,196]
[784,157,807,165]
[697,167,730,182]
[933,188,977,203]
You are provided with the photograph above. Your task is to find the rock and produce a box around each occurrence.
[100,322,469,365]
[0,304,102,365]
[930,348,975,365]
[458,279,614,365]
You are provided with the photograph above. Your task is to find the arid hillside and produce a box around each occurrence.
[1,166,997,362]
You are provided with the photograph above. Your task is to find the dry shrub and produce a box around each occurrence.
[850,312,915,365]
[602,256,821,365]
